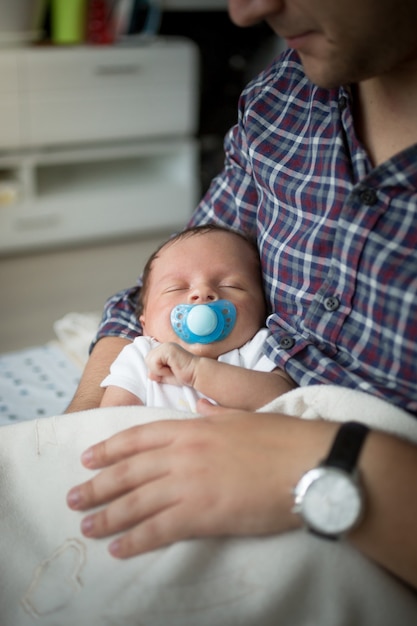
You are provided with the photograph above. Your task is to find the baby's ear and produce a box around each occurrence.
[139,315,146,331]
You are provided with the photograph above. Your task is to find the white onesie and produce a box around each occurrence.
[101,328,276,412]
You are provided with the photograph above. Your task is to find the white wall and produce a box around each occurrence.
[0,0,35,35]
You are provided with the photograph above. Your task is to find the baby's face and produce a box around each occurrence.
[140,231,266,358]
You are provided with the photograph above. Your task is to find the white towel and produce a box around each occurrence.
[1,386,417,625]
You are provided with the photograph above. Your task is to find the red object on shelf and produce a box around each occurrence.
[86,0,115,44]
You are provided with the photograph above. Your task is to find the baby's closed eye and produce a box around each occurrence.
[163,285,189,293]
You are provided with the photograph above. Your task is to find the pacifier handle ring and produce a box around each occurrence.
[186,304,218,337]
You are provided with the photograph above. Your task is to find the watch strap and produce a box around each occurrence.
[323,421,369,473]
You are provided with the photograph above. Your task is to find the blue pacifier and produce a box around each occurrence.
[170,300,237,344]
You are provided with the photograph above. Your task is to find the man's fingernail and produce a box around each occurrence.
[81,515,94,536]
[67,488,81,508]
[109,539,121,557]
[81,447,93,466]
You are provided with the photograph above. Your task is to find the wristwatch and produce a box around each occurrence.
[293,421,369,539]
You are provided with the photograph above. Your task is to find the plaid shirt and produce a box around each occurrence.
[96,48,417,416]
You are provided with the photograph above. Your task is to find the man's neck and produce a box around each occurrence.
[354,58,417,167]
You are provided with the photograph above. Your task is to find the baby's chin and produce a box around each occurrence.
[180,339,235,359]
[156,330,243,358]
[181,342,224,358]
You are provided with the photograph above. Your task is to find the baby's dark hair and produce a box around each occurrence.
[135,224,261,319]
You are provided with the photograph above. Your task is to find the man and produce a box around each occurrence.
[66,0,417,592]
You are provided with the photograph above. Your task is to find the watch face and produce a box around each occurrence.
[295,467,363,536]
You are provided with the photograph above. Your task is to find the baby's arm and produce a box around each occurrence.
[100,385,144,408]
[146,342,296,411]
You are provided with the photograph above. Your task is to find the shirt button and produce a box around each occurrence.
[279,335,295,350]
[338,96,348,111]
[323,296,340,312]
[359,188,378,206]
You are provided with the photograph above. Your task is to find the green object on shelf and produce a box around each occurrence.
[51,0,86,44]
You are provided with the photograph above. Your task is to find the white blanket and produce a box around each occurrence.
[1,385,417,625]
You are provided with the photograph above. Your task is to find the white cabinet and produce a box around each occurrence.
[0,38,199,254]
[0,54,21,150]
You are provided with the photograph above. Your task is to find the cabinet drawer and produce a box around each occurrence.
[26,87,196,145]
[0,53,19,94]
[0,54,21,148]
[22,39,196,94]
[19,39,198,146]
[0,96,21,149]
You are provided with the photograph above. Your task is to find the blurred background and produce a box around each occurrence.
[0,0,282,352]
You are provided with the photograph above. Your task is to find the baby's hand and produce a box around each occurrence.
[145,343,198,388]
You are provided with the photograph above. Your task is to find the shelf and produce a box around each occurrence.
[0,138,199,254]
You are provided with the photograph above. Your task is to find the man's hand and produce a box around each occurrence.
[65,410,417,590]
[66,413,337,558]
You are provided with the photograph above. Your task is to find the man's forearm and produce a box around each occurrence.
[350,426,417,589]
[65,337,132,413]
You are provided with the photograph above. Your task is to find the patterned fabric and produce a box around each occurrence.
[96,285,142,342]
[95,48,417,415]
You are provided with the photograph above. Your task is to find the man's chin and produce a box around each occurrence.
[296,51,342,89]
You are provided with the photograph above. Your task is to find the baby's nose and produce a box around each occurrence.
[188,284,218,303]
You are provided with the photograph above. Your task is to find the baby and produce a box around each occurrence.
[100,224,296,412]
